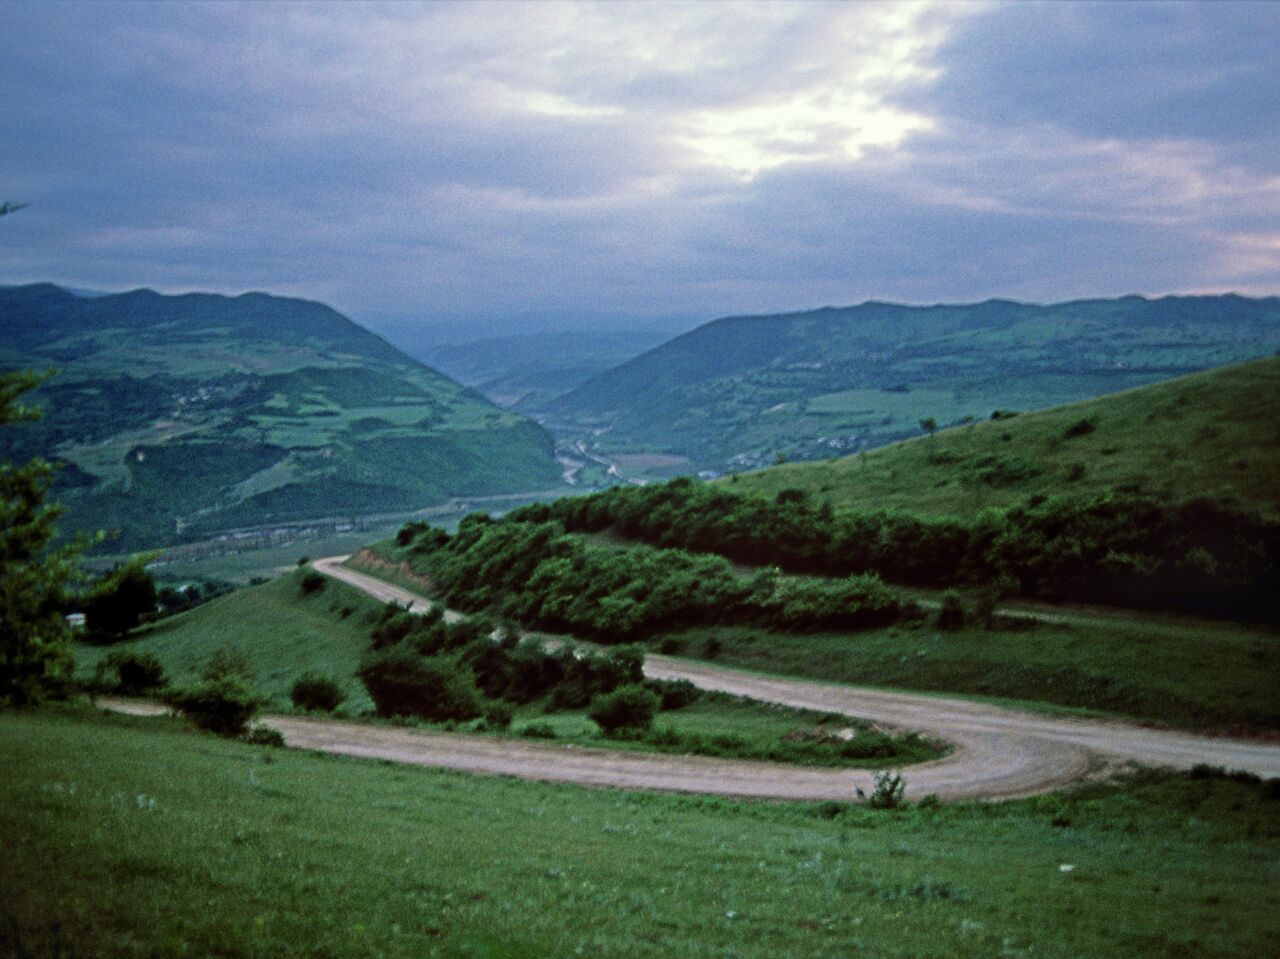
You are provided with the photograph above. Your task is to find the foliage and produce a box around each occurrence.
[357,647,483,721]
[482,700,513,729]
[95,650,167,694]
[512,475,1280,622]
[0,370,81,706]
[861,770,907,809]
[588,683,659,734]
[289,672,346,712]
[936,590,965,632]
[200,644,256,683]
[242,724,286,747]
[83,557,158,642]
[396,515,902,639]
[164,676,263,737]
[299,571,327,595]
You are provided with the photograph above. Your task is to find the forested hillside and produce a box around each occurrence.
[0,284,562,548]
[548,295,1280,473]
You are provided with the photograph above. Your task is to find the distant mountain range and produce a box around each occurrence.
[409,329,670,411]
[545,295,1280,475]
[0,284,563,549]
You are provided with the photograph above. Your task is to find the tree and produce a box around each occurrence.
[0,371,82,705]
[83,557,158,642]
[918,417,937,438]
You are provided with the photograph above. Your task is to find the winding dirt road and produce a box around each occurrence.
[109,557,1280,802]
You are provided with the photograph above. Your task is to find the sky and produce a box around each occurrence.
[2,0,1278,333]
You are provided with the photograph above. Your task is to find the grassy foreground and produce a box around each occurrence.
[3,707,1279,958]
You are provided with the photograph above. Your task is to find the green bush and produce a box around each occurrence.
[290,673,346,713]
[482,700,514,729]
[588,683,659,735]
[243,724,285,747]
[936,590,966,631]
[299,571,326,595]
[860,770,907,809]
[357,647,482,721]
[106,650,166,693]
[200,644,255,683]
[164,677,263,737]
[645,678,701,711]
[519,721,557,739]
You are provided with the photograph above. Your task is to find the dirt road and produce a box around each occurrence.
[103,557,1279,802]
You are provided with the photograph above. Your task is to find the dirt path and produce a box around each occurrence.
[105,557,1279,803]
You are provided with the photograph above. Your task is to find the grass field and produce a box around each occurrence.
[4,707,1278,958]
[729,357,1280,519]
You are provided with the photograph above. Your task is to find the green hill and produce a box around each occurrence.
[730,356,1280,520]
[75,570,381,711]
[547,295,1280,475]
[0,284,563,548]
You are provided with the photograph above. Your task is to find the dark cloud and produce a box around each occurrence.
[1,1,1275,328]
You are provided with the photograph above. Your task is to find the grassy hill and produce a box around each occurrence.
[75,570,383,711]
[547,295,1280,475]
[730,356,1280,520]
[0,284,563,548]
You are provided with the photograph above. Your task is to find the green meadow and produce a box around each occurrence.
[3,707,1278,959]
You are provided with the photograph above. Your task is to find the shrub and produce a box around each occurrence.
[164,677,263,737]
[290,672,346,713]
[936,590,966,631]
[645,678,701,710]
[111,650,166,693]
[200,644,255,683]
[588,683,659,735]
[859,770,907,809]
[357,647,483,721]
[243,724,285,747]
[300,571,326,595]
[482,700,514,730]
[519,721,557,739]
[1063,418,1096,439]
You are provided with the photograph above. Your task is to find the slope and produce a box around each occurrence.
[547,295,1280,474]
[75,569,383,711]
[0,284,562,547]
[729,356,1280,520]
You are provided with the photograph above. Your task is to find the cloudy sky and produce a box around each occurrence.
[2,0,1278,331]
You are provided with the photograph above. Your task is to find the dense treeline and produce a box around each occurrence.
[398,515,900,640]
[509,480,1280,621]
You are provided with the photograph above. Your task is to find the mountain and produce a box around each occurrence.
[0,284,563,548]
[729,355,1280,520]
[411,329,670,410]
[547,295,1280,475]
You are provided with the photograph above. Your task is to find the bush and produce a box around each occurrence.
[936,590,966,631]
[588,683,659,735]
[519,721,557,739]
[164,677,263,737]
[290,672,346,712]
[357,647,483,721]
[860,770,907,809]
[645,678,701,711]
[243,724,285,747]
[300,571,326,595]
[200,644,255,683]
[482,700,514,729]
[108,650,166,693]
